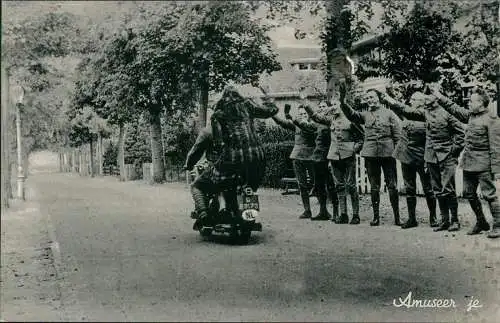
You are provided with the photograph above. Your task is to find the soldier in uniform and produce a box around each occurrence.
[376,90,439,228]
[338,83,402,226]
[271,104,316,219]
[296,95,339,221]
[432,86,500,239]
[380,88,465,232]
[303,99,364,224]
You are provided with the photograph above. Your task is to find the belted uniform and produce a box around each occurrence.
[305,105,363,223]
[439,96,500,237]
[387,99,465,231]
[272,115,316,217]
[340,102,402,225]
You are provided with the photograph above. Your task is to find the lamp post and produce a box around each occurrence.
[12,85,25,200]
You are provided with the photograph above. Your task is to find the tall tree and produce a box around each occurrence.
[173,1,281,128]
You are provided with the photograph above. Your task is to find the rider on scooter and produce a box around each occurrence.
[183,115,223,229]
[185,85,279,228]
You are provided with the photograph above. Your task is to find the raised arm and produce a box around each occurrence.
[434,92,470,123]
[377,91,426,122]
[302,104,331,126]
[271,115,295,131]
[290,114,318,134]
[338,82,365,124]
[389,110,402,143]
[184,128,211,170]
[245,97,279,119]
[449,114,465,157]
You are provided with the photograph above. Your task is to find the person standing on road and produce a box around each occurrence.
[431,85,500,239]
[296,94,339,221]
[302,98,364,224]
[338,82,402,227]
[379,87,465,233]
[375,89,438,229]
[271,104,316,219]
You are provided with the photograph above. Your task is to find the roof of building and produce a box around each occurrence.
[208,36,385,104]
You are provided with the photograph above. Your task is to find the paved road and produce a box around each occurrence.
[30,173,499,322]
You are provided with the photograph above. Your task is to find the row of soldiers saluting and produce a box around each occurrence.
[272,80,500,239]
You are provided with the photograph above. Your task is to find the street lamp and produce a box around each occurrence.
[12,85,25,200]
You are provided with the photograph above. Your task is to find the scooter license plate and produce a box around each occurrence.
[241,194,259,211]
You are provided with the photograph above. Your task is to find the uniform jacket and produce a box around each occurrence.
[304,105,364,161]
[439,98,500,173]
[392,119,427,166]
[385,100,465,164]
[295,104,330,162]
[272,115,316,160]
[340,103,402,158]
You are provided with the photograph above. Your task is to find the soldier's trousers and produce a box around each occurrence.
[364,157,398,192]
[427,156,459,223]
[364,157,399,220]
[312,160,338,210]
[427,156,458,199]
[331,156,359,216]
[292,159,314,191]
[401,162,433,198]
[293,159,314,212]
[463,170,500,228]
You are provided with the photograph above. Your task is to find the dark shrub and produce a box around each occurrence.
[261,141,294,188]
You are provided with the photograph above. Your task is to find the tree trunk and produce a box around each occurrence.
[78,146,85,176]
[98,133,103,176]
[325,0,352,96]
[59,151,63,173]
[89,140,95,178]
[149,108,166,183]
[198,72,210,129]
[1,66,9,209]
[117,123,127,181]
[72,149,77,172]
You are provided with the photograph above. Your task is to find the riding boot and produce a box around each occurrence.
[311,190,331,221]
[447,196,461,232]
[349,189,360,224]
[487,199,500,239]
[401,197,418,229]
[425,195,438,227]
[191,186,210,229]
[434,197,450,231]
[388,188,400,226]
[222,189,239,218]
[370,190,380,226]
[299,187,312,219]
[467,198,490,235]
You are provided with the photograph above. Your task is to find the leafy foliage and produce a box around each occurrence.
[261,141,294,188]
[68,105,111,147]
[124,115,151,165]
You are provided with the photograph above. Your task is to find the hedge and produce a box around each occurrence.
[261,141,294,188]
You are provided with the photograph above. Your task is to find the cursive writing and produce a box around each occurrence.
[466,296,483,312]
[393,291,457,308]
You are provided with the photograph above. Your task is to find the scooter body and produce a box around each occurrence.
[190,164,262,244]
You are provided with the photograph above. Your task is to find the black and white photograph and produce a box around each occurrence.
[1,1,499,322]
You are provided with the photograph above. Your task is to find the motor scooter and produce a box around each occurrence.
[189,162,262,244]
